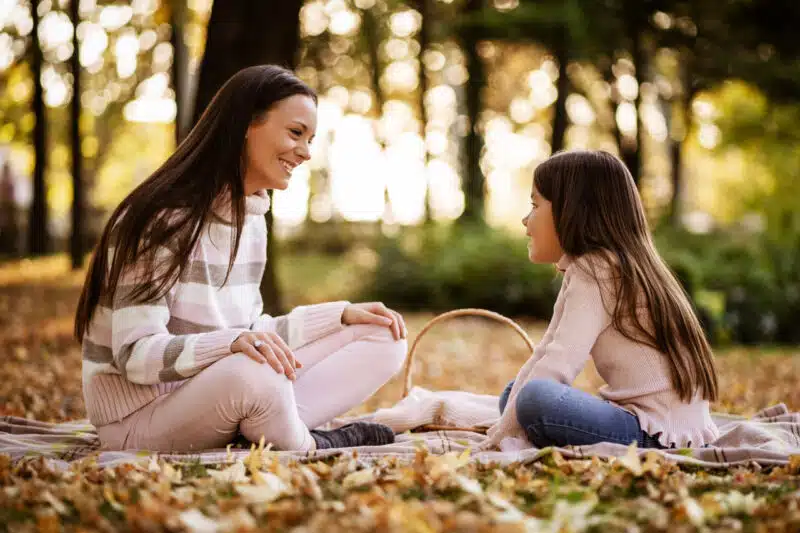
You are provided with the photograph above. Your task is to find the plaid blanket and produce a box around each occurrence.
[2,387,798,469]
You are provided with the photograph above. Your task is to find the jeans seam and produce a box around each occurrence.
[530,420,641,446]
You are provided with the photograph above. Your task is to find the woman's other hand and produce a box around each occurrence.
[342,302,407,340]
[230,331,301,380]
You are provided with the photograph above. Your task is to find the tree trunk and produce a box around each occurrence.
[69,0,84,269]
[602,64,625,158]
[551,33,569,154]
[622,3,645,187]
[458,0,486,224]
[415,0,433,223]
[29,0,48,255]
[669,81,696,227]
[192,0,303,316]
[668,137,682,224]
[362,6,394,226]
[170,0,190,145]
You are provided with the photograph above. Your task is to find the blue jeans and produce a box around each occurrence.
[499,380,665,449]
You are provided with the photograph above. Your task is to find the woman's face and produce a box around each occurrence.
[243,94,317,194]
[522,184,563,263]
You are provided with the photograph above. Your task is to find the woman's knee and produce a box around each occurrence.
[348,324,408,378]
[206,354,295,410]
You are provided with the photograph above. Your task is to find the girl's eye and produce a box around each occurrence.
[290,129,302,137]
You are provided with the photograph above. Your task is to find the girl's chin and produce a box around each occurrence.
[527,250,551,264]
[527,243,537,262]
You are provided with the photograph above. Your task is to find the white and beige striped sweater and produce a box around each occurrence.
[81,190,348,426]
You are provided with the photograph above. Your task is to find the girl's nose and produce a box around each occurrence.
[522,215,528,227]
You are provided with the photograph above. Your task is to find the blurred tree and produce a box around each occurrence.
[192,0,304,315]
[477,1,583,155]
[168,0,190,145]
[617,0,654,187]
[651,0,800,225]
[69,0,83,269]
[29,0,49,255]
[414,0,434,223]
[458,0,487,224]
[360,3,394,225]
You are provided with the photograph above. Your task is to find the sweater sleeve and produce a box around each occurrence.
[250,301,349,350]
[526,264,612,385]
[110,257,247,385]
[482,270,570,448]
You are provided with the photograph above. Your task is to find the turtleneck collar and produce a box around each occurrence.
[211,189,271,223]
[244,189,270,216]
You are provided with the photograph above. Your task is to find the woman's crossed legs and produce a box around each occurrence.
[98,324,407,452]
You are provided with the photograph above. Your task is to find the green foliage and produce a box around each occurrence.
[361,224,561,319]
[362,225,800,346]
[656,229,800,345]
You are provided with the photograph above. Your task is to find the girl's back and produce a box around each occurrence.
[484,150,719,451]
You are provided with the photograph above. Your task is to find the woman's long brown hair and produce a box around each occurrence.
[534,150,718,402]
[75,65,316,342]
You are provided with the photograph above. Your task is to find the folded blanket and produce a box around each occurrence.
[2,387,798,469]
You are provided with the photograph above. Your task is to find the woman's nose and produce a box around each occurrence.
[297,142,311,161]
[522,215,528,227]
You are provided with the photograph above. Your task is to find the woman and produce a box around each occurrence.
[75,65,407,452]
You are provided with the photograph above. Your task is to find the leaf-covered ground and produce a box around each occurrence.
[1,255,799,532]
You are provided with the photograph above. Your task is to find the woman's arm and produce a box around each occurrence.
[109,249,248,385]
[250,301,350,350]
[111,293,247,385]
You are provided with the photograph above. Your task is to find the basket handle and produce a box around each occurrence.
[401,308,536,399]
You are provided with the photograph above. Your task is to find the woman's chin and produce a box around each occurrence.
[259,175,291,191]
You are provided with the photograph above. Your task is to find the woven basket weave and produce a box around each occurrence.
[401,308,535,433]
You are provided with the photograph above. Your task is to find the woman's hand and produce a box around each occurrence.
[342,302,407,340]
[231,331,302,380]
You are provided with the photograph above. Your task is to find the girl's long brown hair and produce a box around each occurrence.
[535,150,718,402]
[75,65,316,343]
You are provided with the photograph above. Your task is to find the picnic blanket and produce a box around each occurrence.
[2,387,799,470]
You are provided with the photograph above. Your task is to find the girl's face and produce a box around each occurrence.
[243,94,317,194]
[522,184,564,263]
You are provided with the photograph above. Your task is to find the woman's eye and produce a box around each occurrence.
[290,129,302,137]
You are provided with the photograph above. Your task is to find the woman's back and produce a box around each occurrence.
[82,192,271,426]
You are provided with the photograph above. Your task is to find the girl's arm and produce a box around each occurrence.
[504,278,569,390]
[525,262,612,384]
[250,301,350,350]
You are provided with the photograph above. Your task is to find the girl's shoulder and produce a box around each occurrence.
[562,250,620,281]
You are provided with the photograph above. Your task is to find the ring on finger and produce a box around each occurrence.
[253,340,265,349]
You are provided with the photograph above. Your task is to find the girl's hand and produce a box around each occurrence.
[231,331,302,380]
[342,302,407,340]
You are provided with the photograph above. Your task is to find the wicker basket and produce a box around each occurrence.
[401,308,535,433]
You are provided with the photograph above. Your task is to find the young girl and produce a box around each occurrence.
[483,150,719,451]
[75,65,408,453]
